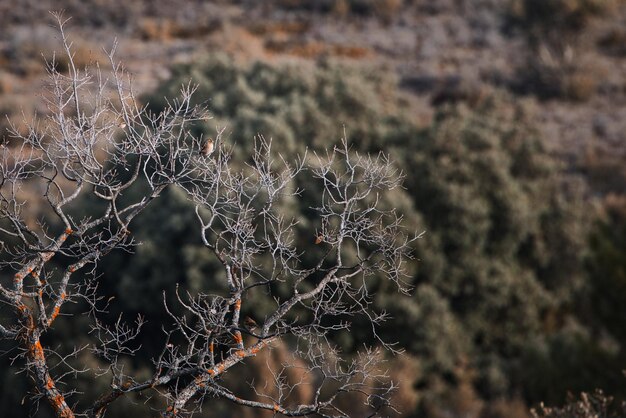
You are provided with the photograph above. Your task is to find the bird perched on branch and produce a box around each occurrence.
[243,316,258,331]
[200,138,215,156]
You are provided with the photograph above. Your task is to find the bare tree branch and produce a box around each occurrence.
[0,15,414,418]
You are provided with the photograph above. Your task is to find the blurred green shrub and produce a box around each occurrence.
[145,54,407,156]
[507,0,614,40]
[142,55,607,412]
[382,96,593,402]
[587,195,626,345]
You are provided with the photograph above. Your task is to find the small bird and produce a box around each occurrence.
[243,316,258,331]
[200,138,215,156]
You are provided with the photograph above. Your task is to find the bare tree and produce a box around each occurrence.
[0,15,415,418]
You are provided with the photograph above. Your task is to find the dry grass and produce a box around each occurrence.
[0,71,16,94]
[265,39,370,59]
[137,17,223,42]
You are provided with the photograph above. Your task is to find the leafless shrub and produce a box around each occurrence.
[0,14,415,418]
[531,390,626,418]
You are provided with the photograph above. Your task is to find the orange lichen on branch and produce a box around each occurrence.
[233,333,243,344]
[60,292,66,300]
[64,228,73,235]
[52,394,65,409]
[68,265,75,273]
[50,306,61,322]
[14,273,22,282]
[30,340,45,360]
[209,342,214,353]
[42,376,72,418]
[164,406,179,415]
[249,339,269,356]
[236,350,245,358]
[57,404,73,418]
[273,403,281,412]
[235,299,241,309]
[206,369,215,376]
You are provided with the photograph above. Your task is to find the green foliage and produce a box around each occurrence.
[142,56,601,408]
[381,98,592,400]
[587,196,626,344]
[146,54,406,156]
[378,284,469,376]
[517,327,623,405]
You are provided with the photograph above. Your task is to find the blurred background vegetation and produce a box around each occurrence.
[0,0,625,417]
